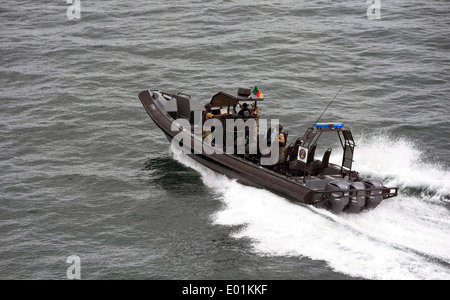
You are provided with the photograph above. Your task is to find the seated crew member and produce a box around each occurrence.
[202,103,229,141]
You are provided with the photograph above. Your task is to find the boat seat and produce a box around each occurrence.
[285,143,295,163]
[309,148,332,176]
[308,144,317,163]
[291,138,302,158]
[283,131,289,145]
[289,143,317,175]
[287,139,303,172]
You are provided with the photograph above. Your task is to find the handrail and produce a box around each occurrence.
[177,92,192,99]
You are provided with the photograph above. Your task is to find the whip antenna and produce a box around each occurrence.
[314,85,344,125]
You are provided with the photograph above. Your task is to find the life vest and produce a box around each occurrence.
[202,111,214,131]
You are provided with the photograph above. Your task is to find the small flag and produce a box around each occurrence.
[253,86,264,99]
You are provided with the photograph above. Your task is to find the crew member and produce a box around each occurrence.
[237,103,251,118]
[202,103,229,141]
[251,102,261,117]
[278,124,286,160]
[251,102,261,125]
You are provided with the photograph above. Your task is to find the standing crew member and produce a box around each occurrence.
[278,124,286,160]
[237,103,251,118]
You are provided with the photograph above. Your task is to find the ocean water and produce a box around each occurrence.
[0,0,449,280]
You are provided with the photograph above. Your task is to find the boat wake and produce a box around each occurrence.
[348,134,450,201]
[170,135,450,280]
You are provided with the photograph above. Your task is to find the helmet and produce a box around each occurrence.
[205,103,212,109]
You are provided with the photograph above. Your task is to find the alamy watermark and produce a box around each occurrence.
[66,0,81,20]
[67,255,81,279]
[66,1,380,21]
[367,0,381,20]
[171,116,282,166]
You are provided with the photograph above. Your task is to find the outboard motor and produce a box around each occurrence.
[347,182,366,213]
[363,178,384,209]
[324,180,350,213]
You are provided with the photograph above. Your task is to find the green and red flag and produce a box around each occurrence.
[253,86,264,99]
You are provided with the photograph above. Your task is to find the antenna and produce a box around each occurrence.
[314,85,344,125]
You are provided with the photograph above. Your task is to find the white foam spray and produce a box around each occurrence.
[170,135,450,280]
[332,135,450,200]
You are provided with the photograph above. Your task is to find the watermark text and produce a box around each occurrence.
[66,255,81,279]
[66,0,81,20]
[367,0,381,20]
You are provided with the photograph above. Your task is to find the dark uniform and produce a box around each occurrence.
[238,103,251,118]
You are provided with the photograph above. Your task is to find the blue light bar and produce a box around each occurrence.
[313,123,344,129]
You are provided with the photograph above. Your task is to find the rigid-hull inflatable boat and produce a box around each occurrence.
[139,88,398,213]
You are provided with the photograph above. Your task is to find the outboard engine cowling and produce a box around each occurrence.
[363,178,384,209]
[348,182,366,213]
[324,180,350,213]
